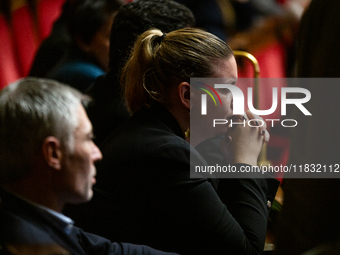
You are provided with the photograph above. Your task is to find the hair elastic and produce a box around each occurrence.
[159,33,167,42]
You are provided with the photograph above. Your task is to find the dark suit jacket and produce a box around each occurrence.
[0,190,177,255]
[66,103,279,255]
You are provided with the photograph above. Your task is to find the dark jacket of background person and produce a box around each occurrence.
[275,1,340,254]
[86,71,130,144]
[0,190,178,255]
[295,0,340,78]
[46,45,106,92]
[174,0,228,40]
[65,103,280,255]
[173,0,283,41]
[86,0,195,145]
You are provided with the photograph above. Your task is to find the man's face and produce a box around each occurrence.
[58,104,102,204]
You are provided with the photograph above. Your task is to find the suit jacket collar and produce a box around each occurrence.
[0,189,84,254]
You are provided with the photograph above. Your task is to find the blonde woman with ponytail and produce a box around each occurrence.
[91,28,279,255]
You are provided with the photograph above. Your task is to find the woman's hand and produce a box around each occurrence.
[220,110,269,166]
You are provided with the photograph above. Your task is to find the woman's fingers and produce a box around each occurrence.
[245,110,269,142]
[221,110,271,165]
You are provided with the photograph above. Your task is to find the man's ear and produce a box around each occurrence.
[42,137,63,170]
[178,82,190,110]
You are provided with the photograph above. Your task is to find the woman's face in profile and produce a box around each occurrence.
[190,56,238,146]
[85,16,114,72]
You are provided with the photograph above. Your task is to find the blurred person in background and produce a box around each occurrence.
[174,0,285,41]
[45,0,121,92]
[275,0,340,254]
[29,0,81,78]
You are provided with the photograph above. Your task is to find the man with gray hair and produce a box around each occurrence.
[0,78,177,255]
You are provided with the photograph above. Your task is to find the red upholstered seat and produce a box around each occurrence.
[0,13,21,90]
[37,0,66,40]
[10,0,39,76]
[0,0,70,88]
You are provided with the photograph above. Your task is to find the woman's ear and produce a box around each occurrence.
[178,82,190,110]
[42,137,63,171]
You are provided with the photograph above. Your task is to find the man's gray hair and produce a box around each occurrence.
[0,78,90,184]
